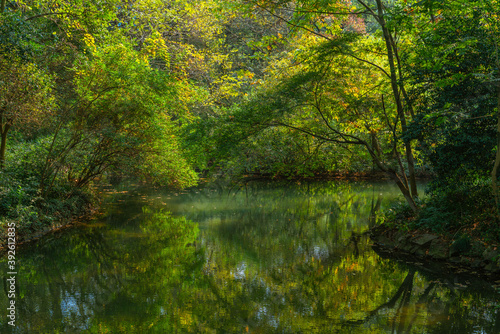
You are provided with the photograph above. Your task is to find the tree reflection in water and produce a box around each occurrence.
[1,181,499,333]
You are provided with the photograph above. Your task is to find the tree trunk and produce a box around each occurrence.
[491,18,500,219]
[40,120,64,196]
[375,0,418,199]
[0,124,9,169]
[389,170,418,212]
[492,86,500,215]
[366,142,418,213]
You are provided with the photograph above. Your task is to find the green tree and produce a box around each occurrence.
[0,54,55,168]
[38,34,198,191]
[210,0,422,211]
[398,0,499,226]
[401,0,497,181]
[1,0,201,190]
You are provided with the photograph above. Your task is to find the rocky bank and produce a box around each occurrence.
[370,224,500,281]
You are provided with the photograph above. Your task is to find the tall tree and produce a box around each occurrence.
[0,55,55,168]
[401,0,498,205]
[1,0,201,189]
[219,0,422,211]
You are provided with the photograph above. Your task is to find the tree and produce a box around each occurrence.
[399,0,499,219]
[213,0,422,211]
[0,54,55,168]
[0,0,202,190]
[37,33,198,191]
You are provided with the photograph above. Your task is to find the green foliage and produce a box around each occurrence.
[0,134,93,235]
[0,52,56,167]
[403,1,498,186]
[65,36,198,187]
[387,177,497,238]
[450,234,472,255]
[383,0,500,233]
[383,199,417,229]
[140,119,198,188]
[0,179,92,236]
[0,0,218,239]
[199,28,407,182]
[0,10,41,59]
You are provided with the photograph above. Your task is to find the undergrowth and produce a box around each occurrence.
[384,177,500,243]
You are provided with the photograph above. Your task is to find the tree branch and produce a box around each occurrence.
[269,120,365,146]
[253,2,333,41]
[25,12,76,21]
[355,0,381,25]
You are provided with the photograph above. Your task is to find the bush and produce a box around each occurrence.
[383,199,415,228]
[387,177,497,239]
[414,206,454,233]
[0,137,95,239]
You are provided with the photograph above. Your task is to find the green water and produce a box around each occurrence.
[1,180,500,333]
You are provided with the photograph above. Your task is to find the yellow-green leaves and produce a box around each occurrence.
[0,54,55,130]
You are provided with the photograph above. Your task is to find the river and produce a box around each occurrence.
[1,180,499,333]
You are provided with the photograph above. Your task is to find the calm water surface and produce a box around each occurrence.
[2,180,500,333]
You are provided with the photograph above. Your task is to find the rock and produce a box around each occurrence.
[413,234,438,246]
[471,259,483,268]
[427,239,449,260]
[373,235,395,248]
[414,247,427,257]
[484,262,500,273]
[400,243,418,253]
[396,231,409,243]
[482,249,499,263]
[469,241,485,257]
[369,225,500,281]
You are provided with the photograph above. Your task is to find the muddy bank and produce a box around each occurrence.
[370,224,500,281]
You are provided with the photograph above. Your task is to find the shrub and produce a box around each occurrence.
[387,176,497,239]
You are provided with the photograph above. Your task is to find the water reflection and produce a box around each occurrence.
[1,180,499,333]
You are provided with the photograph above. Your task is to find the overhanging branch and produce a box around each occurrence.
[25,12,77,21]
[268,120,366,146]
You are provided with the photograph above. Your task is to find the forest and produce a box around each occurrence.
[1,0,499,245]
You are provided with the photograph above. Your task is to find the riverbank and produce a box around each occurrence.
[237,169,432,183]
[367,174,500,281]
[0,185,97,250]
[0,203,98,251]
[0,180,154,251]
[370,224,500,281]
